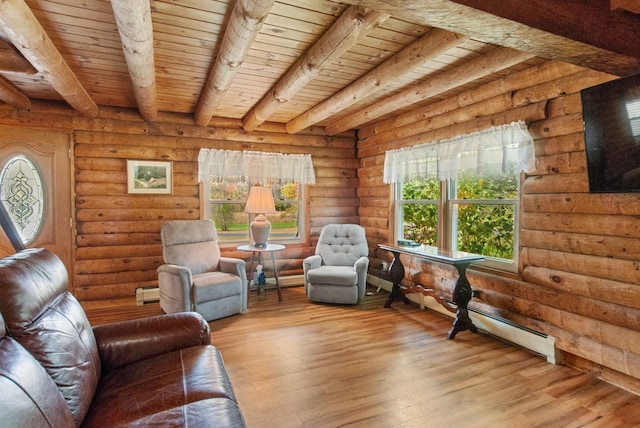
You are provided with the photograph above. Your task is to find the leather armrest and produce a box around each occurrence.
[93,312,211,372]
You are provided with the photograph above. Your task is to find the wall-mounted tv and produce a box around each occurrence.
[581,72,640,193]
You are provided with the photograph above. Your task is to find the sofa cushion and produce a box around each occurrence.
[0,313,76,428]
[82,345,243,427]
[0,249,100,426]
[112,398,245,427]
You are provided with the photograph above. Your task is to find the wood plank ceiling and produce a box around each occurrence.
[0,0,639,134]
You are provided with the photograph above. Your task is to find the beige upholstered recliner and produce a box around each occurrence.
[157,219,248,321]
[303,224,369,304]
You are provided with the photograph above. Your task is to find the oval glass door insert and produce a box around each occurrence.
[0,155,45,244]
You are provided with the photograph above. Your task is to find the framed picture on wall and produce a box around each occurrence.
[127,160,173,194]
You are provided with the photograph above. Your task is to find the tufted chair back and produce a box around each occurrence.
[316,223,369,265]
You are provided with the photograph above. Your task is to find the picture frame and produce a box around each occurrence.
[127,160,173,194]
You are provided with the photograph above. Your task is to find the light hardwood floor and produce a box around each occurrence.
[87,286,640,427]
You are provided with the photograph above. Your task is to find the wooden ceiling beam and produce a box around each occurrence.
[110,0,157,122]
[0,39,36,75]
[286,28,467,134]
[195,0,275,127]
[0,74,30,110]
[450,0,640,60]
[325,46,534,135]
[0,0,98,117]
[341,0,640,76]
[242,6,389,132]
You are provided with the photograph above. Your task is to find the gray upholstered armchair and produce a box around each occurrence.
[157,219,248,321]
[303,224,369,304]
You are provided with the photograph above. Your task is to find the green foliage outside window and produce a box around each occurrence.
[455,204,515,259]
[207,180,300,241]
[276,182,299,223]
[401,172,518,260]
[402,177,439,246]
[456,173,518,199]
[456,173,517,259]
[208,182,248,231]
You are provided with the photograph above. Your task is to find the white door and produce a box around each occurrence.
[0,128,73,285]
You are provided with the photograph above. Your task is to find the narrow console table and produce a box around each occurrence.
[378,243,484,339]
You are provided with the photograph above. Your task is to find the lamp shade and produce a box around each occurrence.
[244,186,276,215]
[245,186,276,247]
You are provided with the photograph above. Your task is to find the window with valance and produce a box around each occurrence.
[383,121,535,183]
[385,121,536,271]
[198,149,316,185]
[198,149,315,245]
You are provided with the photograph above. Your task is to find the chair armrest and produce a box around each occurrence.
[354,256,369,272]
[303,254,322,271]
[354,256,370,299]
[157,263,192,282]
[218,257,246,278]
[157,263,193,312]
[303,255,322,290]
[93,312,211,372]
[219,257,248,311]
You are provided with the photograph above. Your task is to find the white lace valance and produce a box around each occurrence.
[198,149,316,185]
[383,121,536,183]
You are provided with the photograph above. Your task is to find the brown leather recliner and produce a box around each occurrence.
[0,248,245,427]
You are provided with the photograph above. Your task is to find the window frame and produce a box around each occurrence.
[393,175,520,273]
[202,180,308,248]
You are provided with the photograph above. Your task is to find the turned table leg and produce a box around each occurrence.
[447,262,478,339]
[384,250,411,308]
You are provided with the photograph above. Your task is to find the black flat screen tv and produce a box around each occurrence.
[581,72,640,193]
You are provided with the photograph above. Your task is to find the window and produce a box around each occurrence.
[397,174,440,247]
[396,170,520,270]
[205,179,304,245]
[0,155,45,244]
[198,149,315,246]
[385,121,534,272]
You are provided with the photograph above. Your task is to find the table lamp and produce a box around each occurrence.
[244,185,276,247]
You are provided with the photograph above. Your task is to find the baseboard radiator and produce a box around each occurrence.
[367,275,560,364]
[135,275,306,306]
[135,287,160,305]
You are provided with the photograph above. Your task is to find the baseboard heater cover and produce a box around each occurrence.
[135,287,159,305]
[367,275,560,364]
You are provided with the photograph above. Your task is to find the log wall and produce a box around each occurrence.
[1,56,639,391]
[358,59,640,392]
[0,104,358,310]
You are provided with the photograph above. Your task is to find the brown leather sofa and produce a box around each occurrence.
[0,248,245,427]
